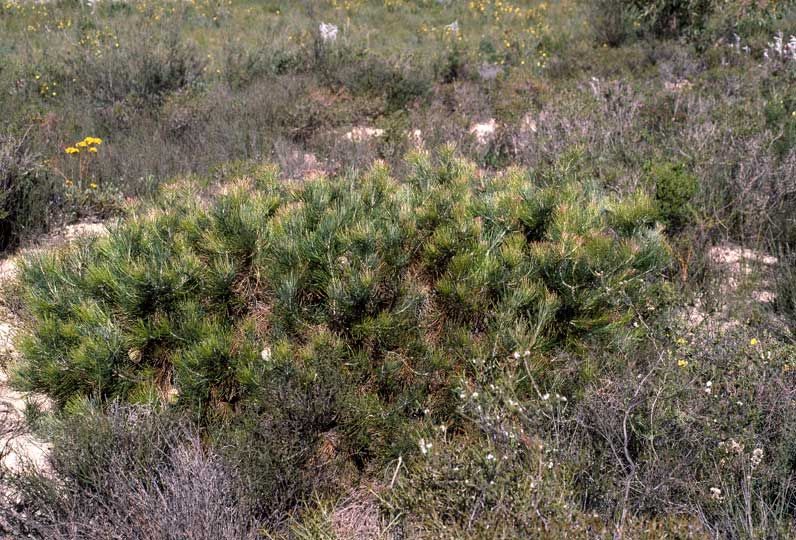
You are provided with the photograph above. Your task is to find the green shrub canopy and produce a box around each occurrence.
[14,149,669,455]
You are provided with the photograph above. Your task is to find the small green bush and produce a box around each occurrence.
[315,43,432,113]
[59,24,205,110]
[764,94,796,159]
[589,0,639,47]
[591,0,714,43]
[648,160,697,228]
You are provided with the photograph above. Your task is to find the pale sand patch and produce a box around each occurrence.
[677,242,782,332]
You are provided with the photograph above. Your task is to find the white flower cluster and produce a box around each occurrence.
[751,447,764,469]
[764,32,796,63]
[418,437,433,456]
[319,22,339,43]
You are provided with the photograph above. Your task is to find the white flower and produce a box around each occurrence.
[751,447,764,468]
[486,453,495,461]
[710,487,723,501]
[445,20,459,33]
[319,22,338,43]
[260,347,272,362]
[541,393,550,401]
[513,351,521,360]
[418,438,432,455]
[764,32,796,64]
[344,126,385,142]
[469,118,497,145]
[729,439,744,455]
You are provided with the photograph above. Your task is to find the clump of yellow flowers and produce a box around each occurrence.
[65,136,102,155]
[61,136,104,192]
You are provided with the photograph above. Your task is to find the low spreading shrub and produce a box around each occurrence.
[57,21,205,111]
[589,0,640,47]
[12,149,670,466]
[590,0,715,45]
[632,0,715,39]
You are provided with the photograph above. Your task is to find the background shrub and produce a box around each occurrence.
[632,0,715,38]
[0,131,59,251]
[589,0,639,47]
[58,20,205,111]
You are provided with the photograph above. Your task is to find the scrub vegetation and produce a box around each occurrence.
[2,0,796,538]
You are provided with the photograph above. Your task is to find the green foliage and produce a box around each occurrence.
[591,0,715,44]
[632,0,715,39]
[764,94,796,159]
[647,160,697,228]
[314,43,432,113]
[58,23,205,110]
[13,151,670,464]
[589,0,640,47]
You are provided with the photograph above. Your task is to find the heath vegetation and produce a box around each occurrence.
[2,0,796,538]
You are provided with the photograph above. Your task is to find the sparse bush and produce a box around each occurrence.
[0,132,59,251]
[590,0,639,47]
[0,404,261,539]
[315,43,432,113]
[632,0,715,39]
[59,23,205,111]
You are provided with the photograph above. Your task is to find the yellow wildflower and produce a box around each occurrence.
[65,147,79,154]
[89,182,98,189]
[88,147,98,153]
[677,359,688,368]
[750,338,759,346]
[76,141,88,148]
